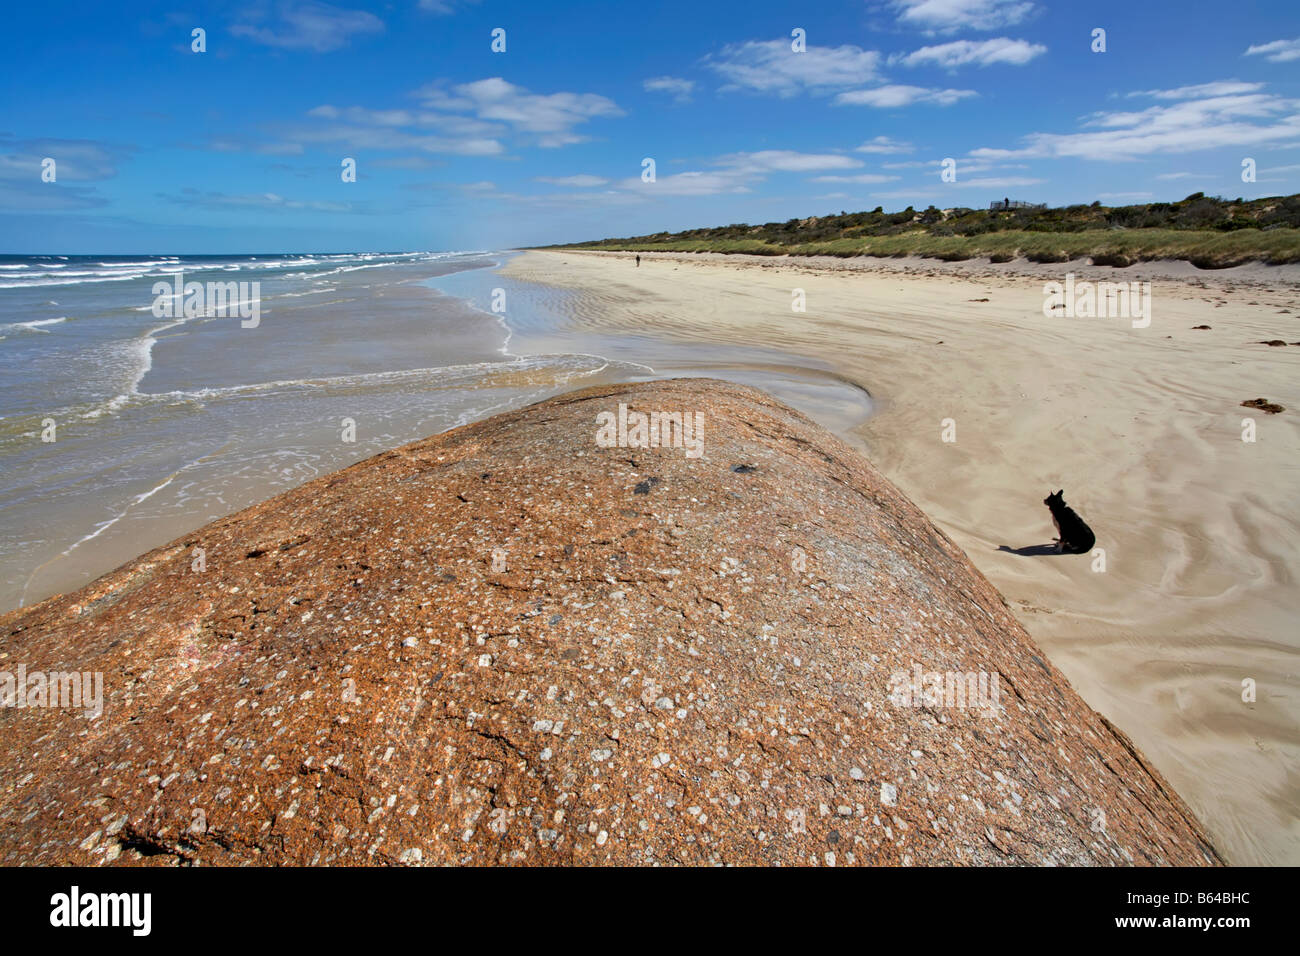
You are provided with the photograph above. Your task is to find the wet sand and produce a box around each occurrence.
[502,248,1300,866]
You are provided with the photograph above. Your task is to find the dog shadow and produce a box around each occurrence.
[996,543,1065,557]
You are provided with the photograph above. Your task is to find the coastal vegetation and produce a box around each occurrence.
[546,193,1300,267]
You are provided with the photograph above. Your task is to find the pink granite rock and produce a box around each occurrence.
[0,379,1222,865]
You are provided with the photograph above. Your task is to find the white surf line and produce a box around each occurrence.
[559,354,657,379]
[134,353,636,404]
[29,312,193,426]
[423,254,659,377]
[0,316,67,333]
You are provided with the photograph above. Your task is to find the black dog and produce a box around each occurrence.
[1044,490,1095,554]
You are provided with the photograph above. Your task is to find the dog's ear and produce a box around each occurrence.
[1056,489,1063,497]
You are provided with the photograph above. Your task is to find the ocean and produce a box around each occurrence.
[0,251,871,612]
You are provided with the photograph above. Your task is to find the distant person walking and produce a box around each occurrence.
[635,254,640,267]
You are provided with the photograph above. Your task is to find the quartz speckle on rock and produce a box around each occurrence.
[0,379,1221,866]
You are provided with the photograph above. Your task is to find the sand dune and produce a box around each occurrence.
[503,249,1300,865]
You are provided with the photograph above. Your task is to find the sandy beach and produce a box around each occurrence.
[502,248,1300,866]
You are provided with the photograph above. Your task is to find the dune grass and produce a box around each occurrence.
[547,194,1300,267]
[561,227,1300,268]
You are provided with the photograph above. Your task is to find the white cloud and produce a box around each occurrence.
[835,85,977,108]
[972,84,1300,161]
[0,138,126,181]
[309,105,414,126]
[536,175,610,187]
[417,0,480,13]
[307,104,500,137]
[717,150,862,173]
[0,180,107,211]
[892,37,1046,68]
[1127,81,1264,100]
[616,150,864,196]
[1255,161,1300,183]
[622,170,755,196]
[167,188,352,212]
[855,136,914,154]
[497,188,643,208]
[889,0,1036,33]
[299,79,623,156]
[870,188,943,200]
[644,76,696,102]
[259,142,304,156]
[416,78,623,147]
[704,38,880,97]
[810,173,902,183]
[232,2,383,52]
[1245,38,1300,63]
[293,122,504,156]
[884,159,1027,174]
[951,176,1045,188]
[204,138,305,155]
[373,156,440,169]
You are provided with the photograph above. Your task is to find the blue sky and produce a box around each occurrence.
[2,0,1298,253]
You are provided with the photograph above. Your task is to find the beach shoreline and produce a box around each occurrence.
[6,246,1295,864]
[2,252,880,614]
[0,253,639,612]
[501,248,1300,865]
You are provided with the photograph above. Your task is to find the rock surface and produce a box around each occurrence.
[0,379,1222,865]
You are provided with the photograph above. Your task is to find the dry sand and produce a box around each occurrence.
[502,248,1300,866]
